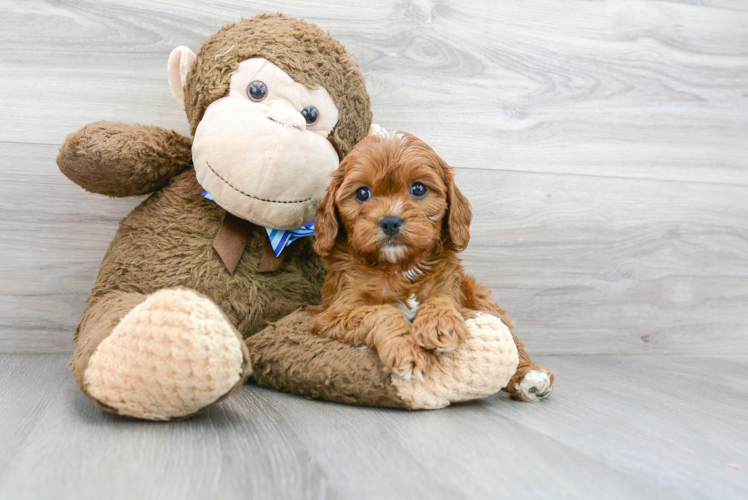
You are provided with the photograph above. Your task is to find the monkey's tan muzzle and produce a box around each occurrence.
[192,97,340,229]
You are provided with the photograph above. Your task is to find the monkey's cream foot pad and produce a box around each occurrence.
[391,312,520,409]
[246,310,519,409]
[84,288,250,420]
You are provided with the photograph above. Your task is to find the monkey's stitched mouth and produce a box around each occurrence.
[204,161,312,204]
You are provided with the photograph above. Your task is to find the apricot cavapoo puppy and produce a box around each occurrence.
[309,130,553,399]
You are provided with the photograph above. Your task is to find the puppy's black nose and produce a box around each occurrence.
[379,216,403,236]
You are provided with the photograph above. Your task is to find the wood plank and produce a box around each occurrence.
[2,142,746,354]
[0,142,143,352]
[0,0,746,184]
[0,354,330,499]
[463,168,748,355]
[500,354,748,498]
[0,353,746,499]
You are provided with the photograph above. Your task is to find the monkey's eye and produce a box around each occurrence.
[301,106,318,124]
[409,182,428,198]
[247,81,268,102]
[355,186,372,203]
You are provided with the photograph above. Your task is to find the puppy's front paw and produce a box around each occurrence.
[378,337,436,381]
[411,306,468,352]
[507,367,555,402]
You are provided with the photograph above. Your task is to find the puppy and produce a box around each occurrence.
[309,130,551,392]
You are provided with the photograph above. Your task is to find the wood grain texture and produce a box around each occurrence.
[1,353,746,499]
[0,0,746,353]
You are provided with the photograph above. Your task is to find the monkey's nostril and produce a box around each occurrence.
[379,216,403,237]
[266,102,306,130]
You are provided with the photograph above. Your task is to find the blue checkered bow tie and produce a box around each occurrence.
[202,191,315,257]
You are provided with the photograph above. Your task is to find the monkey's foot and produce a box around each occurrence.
[83,288,251,420]
[391,312,519,409]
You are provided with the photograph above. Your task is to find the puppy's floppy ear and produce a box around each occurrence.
[439,158,472,252]
[313,167,345,257]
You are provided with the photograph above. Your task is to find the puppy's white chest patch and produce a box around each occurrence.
[393,294,420,321]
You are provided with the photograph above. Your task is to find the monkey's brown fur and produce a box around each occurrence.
[246,309,408,409]
[185,13,372,160]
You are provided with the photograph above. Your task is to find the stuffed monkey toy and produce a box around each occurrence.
[58,14,553,421]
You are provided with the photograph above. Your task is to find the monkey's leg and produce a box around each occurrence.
[70,288,251,420]
[463,282,555,402]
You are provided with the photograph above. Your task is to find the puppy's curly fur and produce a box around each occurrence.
[309,130,537,382]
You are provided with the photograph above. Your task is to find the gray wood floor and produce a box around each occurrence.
[1,353,746,500]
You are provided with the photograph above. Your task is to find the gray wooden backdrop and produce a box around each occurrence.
[1,0,747,355]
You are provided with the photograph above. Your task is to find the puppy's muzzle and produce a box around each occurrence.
[379,216,403,237]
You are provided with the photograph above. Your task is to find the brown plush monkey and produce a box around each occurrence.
[58,14,551,421]
[58,14,374,420]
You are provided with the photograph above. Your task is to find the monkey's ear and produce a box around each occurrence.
[167,46,197,105]
[439,158,472,252]
[313,168,345,258]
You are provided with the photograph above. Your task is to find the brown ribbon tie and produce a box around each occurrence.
[213,212,284,275]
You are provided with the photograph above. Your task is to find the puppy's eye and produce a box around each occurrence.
[247,81,268,102]
[409,182,428,198]
[355,186,372,203]
[301,106,318,124]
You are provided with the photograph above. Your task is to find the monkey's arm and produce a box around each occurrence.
[57,121,193,197]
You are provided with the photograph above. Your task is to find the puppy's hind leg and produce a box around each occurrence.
[461,278,555,401]
[503,334,555,401]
